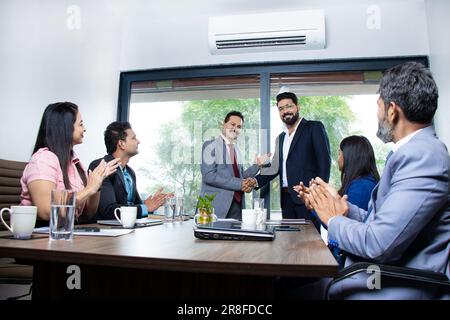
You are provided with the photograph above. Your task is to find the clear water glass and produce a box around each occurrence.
[174,197,184,222]
[164,197,176,222]
[50,189,77,240]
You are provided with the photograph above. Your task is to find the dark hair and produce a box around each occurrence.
[224,111,244,124]
[276,92,298,105]
[338,135,380,196]
[104,121,132,154]
[378,62,438,124]
[33,102,86,189]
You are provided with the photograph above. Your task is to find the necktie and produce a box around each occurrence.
[122,168,134,205]
[229,144,242,203]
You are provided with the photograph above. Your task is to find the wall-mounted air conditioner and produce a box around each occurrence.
[208,10,326,54]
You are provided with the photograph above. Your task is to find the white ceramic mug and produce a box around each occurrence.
[241,209,257,226]
[114,206,137,228]
[0,206,37,239]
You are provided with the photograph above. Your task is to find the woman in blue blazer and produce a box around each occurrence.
[338,135,380,210]
[330,135,380,267]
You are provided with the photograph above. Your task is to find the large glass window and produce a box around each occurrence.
[120,58,426,217]
[129,76,261,215]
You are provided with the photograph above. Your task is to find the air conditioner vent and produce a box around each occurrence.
[208,10,325,54]
[216,35,307,50]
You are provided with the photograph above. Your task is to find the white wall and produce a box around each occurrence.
[0,0,122,163]
[426,0,450,149]
[119,0,429,70]
[1,0,440,164]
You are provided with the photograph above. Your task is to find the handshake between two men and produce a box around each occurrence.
[241,177,257,193]
[239,152,271,193]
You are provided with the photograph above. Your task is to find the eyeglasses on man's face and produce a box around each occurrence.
[277,104,296,112]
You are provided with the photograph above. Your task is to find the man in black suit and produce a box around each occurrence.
[89,121,169,220]
[252,92,331,227]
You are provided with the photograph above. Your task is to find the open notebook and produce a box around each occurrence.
[97,218,163,228]
[33,227,134,237]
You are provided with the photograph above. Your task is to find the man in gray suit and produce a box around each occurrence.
[200,111,270,219]
[299,62,449,299]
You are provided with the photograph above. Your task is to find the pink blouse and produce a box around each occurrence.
[20,148,87,216]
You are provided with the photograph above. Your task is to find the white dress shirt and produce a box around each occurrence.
[392,127,425,153]
[282,118,302,187]
[220,133,241,165]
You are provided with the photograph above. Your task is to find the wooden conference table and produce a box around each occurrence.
[0,220,338,299]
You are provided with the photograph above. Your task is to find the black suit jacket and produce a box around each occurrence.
[255,119,331,206]
[88,154,145,220]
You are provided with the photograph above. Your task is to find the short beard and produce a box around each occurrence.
[129,149,139,157]
[376,118,394,143]
[282,111,300,125]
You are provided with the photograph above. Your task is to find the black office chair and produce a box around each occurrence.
[0,259,33,300]
[325,262,450,300]
[0,258,33,285]
[0,159,33,299]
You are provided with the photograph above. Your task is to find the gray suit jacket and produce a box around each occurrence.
[200,137,259,218]
[328,126,450,299]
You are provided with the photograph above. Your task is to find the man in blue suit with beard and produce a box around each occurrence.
[300,62,449,299]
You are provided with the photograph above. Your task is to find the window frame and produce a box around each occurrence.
[117,56,429,214]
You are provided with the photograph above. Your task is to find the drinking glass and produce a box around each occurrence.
[174,197,184,222]
[50,189,77,240]
[164,197,176,222]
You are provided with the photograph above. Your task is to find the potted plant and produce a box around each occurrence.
[194,194,217,225]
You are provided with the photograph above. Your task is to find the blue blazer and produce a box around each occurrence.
[344,175,378,211]
[256,119,331,206]
[328,126,450,299]
[329,175,377,268]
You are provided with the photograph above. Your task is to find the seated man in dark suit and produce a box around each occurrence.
[89,121,170,220]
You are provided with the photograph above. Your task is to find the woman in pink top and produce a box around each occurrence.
[20,102,120,222]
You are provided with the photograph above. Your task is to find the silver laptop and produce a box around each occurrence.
[194,221,275,241]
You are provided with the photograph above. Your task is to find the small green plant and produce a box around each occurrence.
[196,194,216,213]
[195,193,218,224]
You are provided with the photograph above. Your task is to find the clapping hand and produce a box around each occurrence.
[306,184,349,225]
[87,158,121,193]
[105,158,121,176]
[293,181,314,210]
[144,187,172,212]
[294,177,340,209]
[241,178,256,193]
[311,177,338,198]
